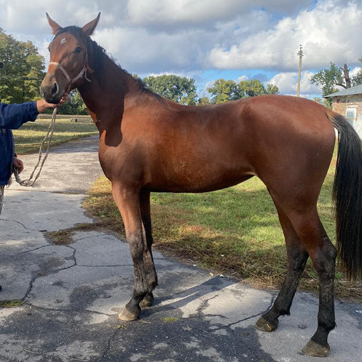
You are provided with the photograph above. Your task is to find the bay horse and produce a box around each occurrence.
[40,14,362,357]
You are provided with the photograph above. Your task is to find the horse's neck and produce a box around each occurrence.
[78,58,135,124]
[78,53,166,132]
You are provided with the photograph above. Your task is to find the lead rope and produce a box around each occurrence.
[14,108,57,187]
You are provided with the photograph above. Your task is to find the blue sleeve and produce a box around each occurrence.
[0,102,39,130]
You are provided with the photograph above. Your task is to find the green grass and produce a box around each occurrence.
[13,118,98,154]
[84,151,362,301]
[0,300,24,308]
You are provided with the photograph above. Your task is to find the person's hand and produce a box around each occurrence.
[13,157,24,174]
[36,97,68,113]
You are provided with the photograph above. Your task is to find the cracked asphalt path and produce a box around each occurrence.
[1,135,361,362]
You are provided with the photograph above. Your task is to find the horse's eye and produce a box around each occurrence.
[75,47,82,53]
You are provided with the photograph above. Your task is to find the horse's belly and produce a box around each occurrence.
[148,163,254,193]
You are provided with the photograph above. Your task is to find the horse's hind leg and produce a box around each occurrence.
[257,197,336,356]
[139,190,158,308]
[255,200,309,332]
[289,209,337,357]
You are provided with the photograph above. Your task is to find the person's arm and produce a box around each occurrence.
[0,102,38,129]
[0,99,60,130]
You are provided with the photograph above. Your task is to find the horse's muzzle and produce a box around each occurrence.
[40,83,63,104]
[41,73,66,104]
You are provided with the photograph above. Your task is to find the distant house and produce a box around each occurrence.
[325,84,362,137]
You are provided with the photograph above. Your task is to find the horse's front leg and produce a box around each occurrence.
[139,190,158,308]
[112,183,153,321]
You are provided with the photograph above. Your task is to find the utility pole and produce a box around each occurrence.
[342,63,351,89]
[297,45,303,97]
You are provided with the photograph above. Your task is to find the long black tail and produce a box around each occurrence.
[330,113,362,280]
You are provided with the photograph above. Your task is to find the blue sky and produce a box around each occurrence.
[1,0,362,99]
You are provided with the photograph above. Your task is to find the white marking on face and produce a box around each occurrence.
[61,37,66,45]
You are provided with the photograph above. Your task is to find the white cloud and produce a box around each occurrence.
[126,0,313,27]
[351,66,362,77]
[0,0,360,97]
[209,0,362,71]
[237,75,249,82]
[269,71,321,95]
[93,26,211,73]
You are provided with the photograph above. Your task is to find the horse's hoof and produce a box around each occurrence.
[140,293,154,308]
[255,316,279,332]
[302,340,330,357]
[118,307,140,321]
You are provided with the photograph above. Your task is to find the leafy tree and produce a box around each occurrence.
[0,28,45,103]
[313,97,330,108]
[237,79,265,98]
[310,61,362,98]
[310,62,345,99]
[207,79,238,104]
[236,79,279,98]
[208,78,279,104]
[143,74,197,105]
[265,84,279,95]
[59,90,88,115]
[237,79,279,98]
[197,96,211,106]
[352,59,362,86]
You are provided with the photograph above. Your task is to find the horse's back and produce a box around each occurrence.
[147,96,334,192]
[106,95,336,196]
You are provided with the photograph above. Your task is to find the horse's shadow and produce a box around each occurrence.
[141,271,273,323]
[111,275,277,362]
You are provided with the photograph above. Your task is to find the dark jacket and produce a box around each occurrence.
[0,102,39,185]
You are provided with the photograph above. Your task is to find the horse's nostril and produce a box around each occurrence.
[51,82,58,97]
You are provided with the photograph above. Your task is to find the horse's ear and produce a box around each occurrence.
[46,13,62,35]
[82,13,101,37]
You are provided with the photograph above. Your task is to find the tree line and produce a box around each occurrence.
[142,75,279,106]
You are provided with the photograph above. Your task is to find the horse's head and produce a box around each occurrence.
[40,13,100,104]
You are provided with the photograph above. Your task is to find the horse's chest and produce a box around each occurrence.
[98,138,139,181]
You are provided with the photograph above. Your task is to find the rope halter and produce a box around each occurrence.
[49,54,94,92]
